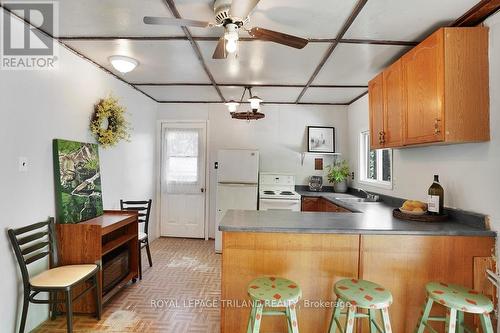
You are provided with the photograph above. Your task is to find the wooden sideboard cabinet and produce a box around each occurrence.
[56,210,139,313]
[368,27,489,149]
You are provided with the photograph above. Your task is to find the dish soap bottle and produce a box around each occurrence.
[427,175,444,215]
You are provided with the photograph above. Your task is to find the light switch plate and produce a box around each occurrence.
[19,157,28,172]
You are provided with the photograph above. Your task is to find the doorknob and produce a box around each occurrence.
[201,188,205,193]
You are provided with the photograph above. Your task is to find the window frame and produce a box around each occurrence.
[359,131,393,190]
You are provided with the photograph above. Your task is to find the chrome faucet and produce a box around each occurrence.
[357,188,379,202]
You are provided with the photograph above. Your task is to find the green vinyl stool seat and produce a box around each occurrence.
[246,276,302,333]
[416,281,494,333]
[329,279,393,333]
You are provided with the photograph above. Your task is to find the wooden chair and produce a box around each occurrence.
[120,199,153,280]
[7,217,101,333]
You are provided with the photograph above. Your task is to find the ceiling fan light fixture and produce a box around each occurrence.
[109,55,139,73]
[225,100,240,112]
[224,23,239,53]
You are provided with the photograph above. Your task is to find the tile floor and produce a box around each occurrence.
[35,238,221,333]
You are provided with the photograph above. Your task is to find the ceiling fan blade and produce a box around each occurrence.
[143,16,213,28]
[213,37,227,59]
[229,0,260,19]
[249,27,309,49]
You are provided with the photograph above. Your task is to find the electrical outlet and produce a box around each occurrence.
[351,172,355,180]
[19,157,29,172]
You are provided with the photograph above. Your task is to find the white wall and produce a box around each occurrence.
[0,16,158,333]
[157,104,349,237]
[347,12,500,232]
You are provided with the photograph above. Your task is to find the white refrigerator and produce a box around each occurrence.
[215,149,259,253]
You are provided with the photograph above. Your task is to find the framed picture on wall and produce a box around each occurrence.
[307,126,335,153]
[53,139,104,223]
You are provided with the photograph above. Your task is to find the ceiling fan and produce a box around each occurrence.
[143,0,309,59]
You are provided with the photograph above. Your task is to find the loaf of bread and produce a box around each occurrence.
[401,200,427,212]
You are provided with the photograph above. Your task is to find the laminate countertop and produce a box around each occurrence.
[219,192,496,236]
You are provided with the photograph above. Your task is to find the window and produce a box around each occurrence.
[359,131,393,189]
[165,129,200,184]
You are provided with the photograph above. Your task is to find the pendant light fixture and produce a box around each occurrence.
[226,87,265,121]
[224,100,240,112]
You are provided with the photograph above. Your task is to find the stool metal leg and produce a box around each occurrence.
[416,298,434,333]
[456,311,464,333]
[480,313,494,333]
[445,308,457,333]
[345,306,356,333]
[380,307,392,333]
[328,300,342,333]
[288,304,299,333]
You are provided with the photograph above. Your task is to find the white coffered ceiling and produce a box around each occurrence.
[1,0,481,104]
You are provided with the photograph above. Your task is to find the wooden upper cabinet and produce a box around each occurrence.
[368,27,489,149]
[368,73,385,150]
[383,60,404,148]
[402,30,445,145]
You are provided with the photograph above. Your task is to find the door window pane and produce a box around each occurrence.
[166,129,199,184]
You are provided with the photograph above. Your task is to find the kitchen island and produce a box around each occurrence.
[219,194,496,333]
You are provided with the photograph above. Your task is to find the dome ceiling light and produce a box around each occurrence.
[109,55,139,73]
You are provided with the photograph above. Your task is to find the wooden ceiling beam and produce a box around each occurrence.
[451,0,500,26]
[58,35,417,46]
[155,100,349,106]
[161,0,225,102]
[295,0,368,103]
[348,90,368,105]
[133,83,368,88]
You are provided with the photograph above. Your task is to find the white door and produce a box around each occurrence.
[161,122,207,238]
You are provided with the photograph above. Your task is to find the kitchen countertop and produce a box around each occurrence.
[218,191,496,236]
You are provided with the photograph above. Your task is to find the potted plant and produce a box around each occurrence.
[327,160,350,193]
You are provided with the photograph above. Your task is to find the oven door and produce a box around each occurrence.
[259,198,301,212]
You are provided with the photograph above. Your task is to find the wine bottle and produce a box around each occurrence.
[427,175,444,215]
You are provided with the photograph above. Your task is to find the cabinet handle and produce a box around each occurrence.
[434,119,441,134]
[379,131,386,145]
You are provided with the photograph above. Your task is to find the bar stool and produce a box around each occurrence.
[328,279,393,333]
[246,276,302,333]
[416,281,494,333]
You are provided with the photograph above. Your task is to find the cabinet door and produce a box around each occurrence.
[368,73,385,150]
[301,197,320,211]
[321,198,350,213]
[402,30,445,145]
[383,60,404,148]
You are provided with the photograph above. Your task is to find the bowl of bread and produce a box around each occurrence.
[400,200,428,215]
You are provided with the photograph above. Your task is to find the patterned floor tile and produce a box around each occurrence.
[34,238,221,333]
